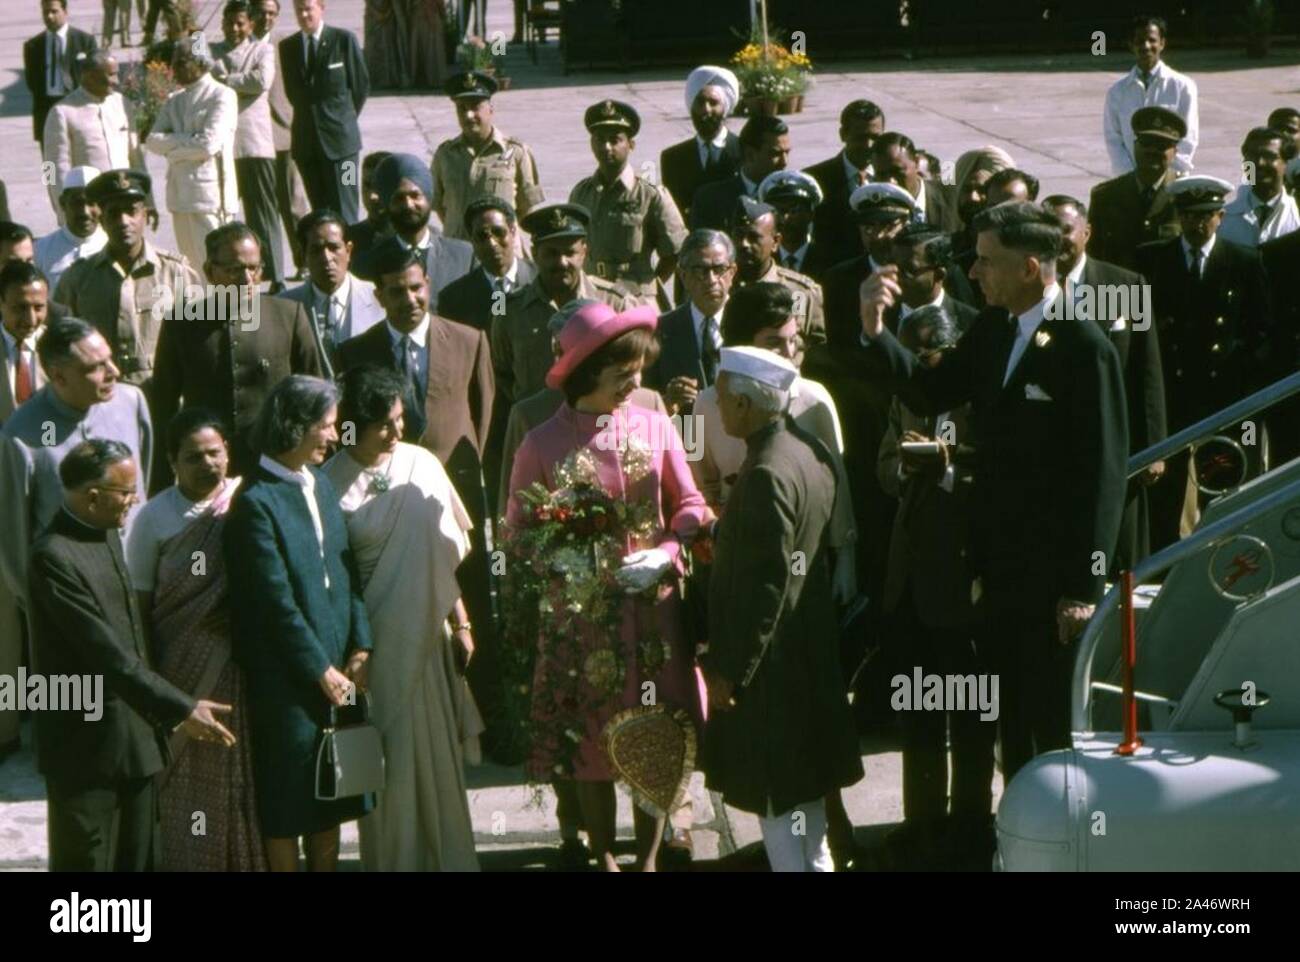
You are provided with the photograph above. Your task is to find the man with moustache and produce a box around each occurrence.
[34,166,108,293]
[570,100,686,303]
[430,70,543,243]
[151,222,323,482]
[804,100,886,267]
[1044,193,1166,571]
[660,66,742,223]
[279,209,384,378]
[729,197,825,358]
[872,132,960,232]
[54,170,199,393]
[352,153,473,311]
[1088,106,1185,272]
[28,439,235,871]
[1218,127,1300,247]
[690,115,791,232]
[948,146,1017,305]
[438,197,537,336]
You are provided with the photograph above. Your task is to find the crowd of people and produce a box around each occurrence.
[1,4,1296,873]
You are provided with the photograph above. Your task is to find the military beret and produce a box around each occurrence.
[521,202,590,243]
[729,195,776,228]
[1131,106,1187,143]
[758,170,824,208]
[584,99,640,136]
[367,236,427,281]
[849,181,916,223]
[446,70,498,100]
[85,169,151,207]
[1166,175,1234,212]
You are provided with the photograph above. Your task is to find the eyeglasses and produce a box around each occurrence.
[682,263,732,278]
[93,484,139,502]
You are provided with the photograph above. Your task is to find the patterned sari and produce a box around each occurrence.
[153,481,267,871]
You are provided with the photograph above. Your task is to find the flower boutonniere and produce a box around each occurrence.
[1033,329,1052,349]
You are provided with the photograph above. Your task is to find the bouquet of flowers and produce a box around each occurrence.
[497,439,669,776]
[119,58,175,138]
[730,32,812,102]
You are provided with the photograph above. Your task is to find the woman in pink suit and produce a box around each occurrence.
[506,303,709,872]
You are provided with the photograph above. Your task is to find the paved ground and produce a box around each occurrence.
[2,2,1298,870]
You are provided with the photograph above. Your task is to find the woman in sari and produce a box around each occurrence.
[126,408,266,871]
[323,364,481,871]
[505,303,710,872]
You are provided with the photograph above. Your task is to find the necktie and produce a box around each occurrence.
[1255,203,1272,238]
[1140,69,1153,89]
[398,335,428,440]
[701,316,721,385]
[1190,248,1204,280]
[705,142,722,173]
[14,342,33,404]
[307,35,318,76]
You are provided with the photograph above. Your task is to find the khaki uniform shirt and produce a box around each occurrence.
[430,126,543,240]
[54,242,202,386]
[746,260,827,348]
[568,165,687,296]
[490,272,637,405]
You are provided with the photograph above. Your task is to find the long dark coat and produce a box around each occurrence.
[701,418,862,816]
[223,463,374,837]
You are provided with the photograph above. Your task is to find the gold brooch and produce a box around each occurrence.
[1034,330,1051,348]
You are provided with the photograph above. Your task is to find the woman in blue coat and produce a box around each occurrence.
[224,375,375,871]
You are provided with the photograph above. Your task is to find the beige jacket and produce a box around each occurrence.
[145,72,240,216]
[213,37,276,161]
[42,87,147,216]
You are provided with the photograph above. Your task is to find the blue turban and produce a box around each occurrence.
[375,153,434,207]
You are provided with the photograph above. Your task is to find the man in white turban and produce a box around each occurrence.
[660,66,743,221]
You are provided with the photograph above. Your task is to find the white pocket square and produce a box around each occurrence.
[1109,317,1127,332]
[328,61,344,69]
[74,52,86,60]
[1024,383,1053,401]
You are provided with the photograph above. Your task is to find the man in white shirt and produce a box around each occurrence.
[42,50,151,221]
[279,209,384,376]
[145,35,241,271]
[1103,15,1199,175]
[1218,127,1300,248]
[34,166,108,292]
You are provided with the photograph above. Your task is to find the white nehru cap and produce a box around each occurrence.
[63,166,102,192]
[719,346,799,392]
[685,65,740,116]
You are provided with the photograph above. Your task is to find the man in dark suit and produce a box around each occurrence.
[351,153,473,311]
[151,222,323,485]
[660,66,742,223]
[803,100,885,270]
[1261,219,1300,464]
[859,201,1128,783]
[279,0,368,223]
[876,305,994,866]
[438,196,536,334]
[1137,176,1272,551]
[1088,106,1185,271]
[334,239,500,752]
[700,346,862,872]
[873,132,960,233]
[1046,194,1166,570]
[24,0,96,149]
[689,114,790,232]
[644,228,734,415]
[29,439,233,871]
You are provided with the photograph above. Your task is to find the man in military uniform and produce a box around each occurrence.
[758,169,834,280]
[1137,176,1271,551]
[490,202,638,411]
[430,70,544,243]
[728,196,825,364]
[569,99,686,303]
[1088,106,1185,272]
[53,170,200,394]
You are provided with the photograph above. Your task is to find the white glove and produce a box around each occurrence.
[615,548,673,594]
[832,549,857,606]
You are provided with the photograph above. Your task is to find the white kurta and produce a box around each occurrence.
[322,442,482,872]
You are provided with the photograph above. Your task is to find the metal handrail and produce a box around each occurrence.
[1070,472,1300,731]
[1128,371,1300,478]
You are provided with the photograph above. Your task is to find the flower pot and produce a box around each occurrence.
[741,96,780,117]
[778,94,804,114]
[496,74,512,91]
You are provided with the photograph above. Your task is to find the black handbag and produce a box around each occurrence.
[314,692,386,801]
